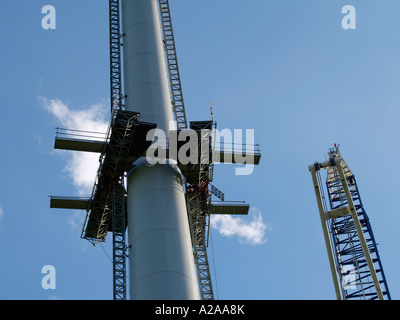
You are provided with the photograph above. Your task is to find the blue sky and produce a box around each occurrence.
[1,0,400,300]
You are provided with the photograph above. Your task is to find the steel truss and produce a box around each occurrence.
[82,109,144,301]
[158,0,188,130]
[109,0,123,112]
[109,0,126,300]
[82,109,140,243]
[309,146,391,300]
[325,148,391,300]
[51,108,155,301]
[112,183,127,300]
[186,190,213,300]
[184,123,214,300]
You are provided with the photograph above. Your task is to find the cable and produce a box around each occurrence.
[209,227,219,300]
[100,241,130,280]
[100,242,113,264]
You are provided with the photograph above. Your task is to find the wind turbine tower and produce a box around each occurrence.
[122,0,199,299]
[50,0,261,300]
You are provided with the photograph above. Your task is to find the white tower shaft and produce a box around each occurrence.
[121,0,200,300]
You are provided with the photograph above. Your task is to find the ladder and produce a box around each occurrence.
[109,0,123,112]
[158,1,214,300]
[185,123,215,299]
[186,189,214,300]
[158,0,188,130]
[109,0,127,300]
[112,183,127,300]
[325,149,391,300]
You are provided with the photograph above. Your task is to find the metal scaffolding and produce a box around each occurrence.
[50,109,156,301]
[184,121,214,300]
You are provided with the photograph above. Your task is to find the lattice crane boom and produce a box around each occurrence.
[309,145,391,300]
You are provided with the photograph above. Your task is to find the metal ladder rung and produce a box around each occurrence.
[158,0,188,130]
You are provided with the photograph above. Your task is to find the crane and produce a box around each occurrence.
[309,145,391,300]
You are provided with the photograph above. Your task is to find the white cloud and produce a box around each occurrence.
[64,152,102,196]
[41,97,108,195]
[0,206,4,221]
[210,207,270,245]
[41,97,108,133]
[67,211,84,231]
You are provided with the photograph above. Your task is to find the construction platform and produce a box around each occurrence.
[51,109,156,243]
[50,114,260,245]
